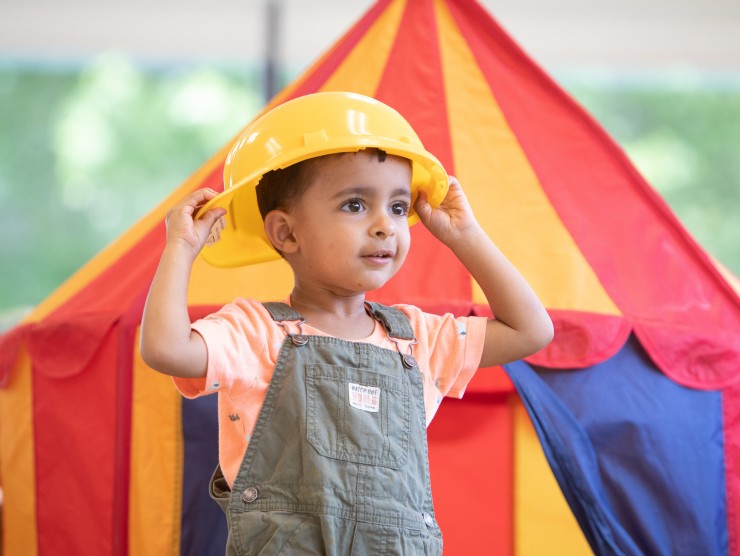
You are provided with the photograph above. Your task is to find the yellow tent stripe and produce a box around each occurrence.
[434,0,620,315]
[0,345,38,556]
[129,329,183,556]
[320,0,407,96]
[513,399,591,555]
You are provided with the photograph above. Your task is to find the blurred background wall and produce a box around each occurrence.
[1,0,739,329]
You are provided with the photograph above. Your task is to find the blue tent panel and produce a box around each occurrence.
[506,335,727,555]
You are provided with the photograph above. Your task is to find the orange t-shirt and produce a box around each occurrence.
[174,298,487,487]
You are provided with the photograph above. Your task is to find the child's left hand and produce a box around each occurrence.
[414,176,482,246]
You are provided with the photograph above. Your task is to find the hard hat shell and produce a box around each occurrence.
[198,91,449,267]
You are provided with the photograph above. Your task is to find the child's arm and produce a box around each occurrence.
[414,177,553,368]
[140,189,226,378]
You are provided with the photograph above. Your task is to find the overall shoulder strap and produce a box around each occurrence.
[262,302,304,322]
[365,302,415,341]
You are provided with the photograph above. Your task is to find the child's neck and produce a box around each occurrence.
[289,289,375,340]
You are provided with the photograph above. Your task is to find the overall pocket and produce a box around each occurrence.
[232,511,321,556]
[305,364,410,468]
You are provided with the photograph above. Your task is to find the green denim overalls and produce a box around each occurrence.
[209,302,443,555]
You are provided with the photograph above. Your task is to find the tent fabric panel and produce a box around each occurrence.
[724,381,740,556]
[506,336,728,555]
[526,309,632,369]
[33,328,119,555]
[0,346,38,556]
[513,400,591,555]
[446,0,740,386]
[633,323,740,390]
[129,331,183,556]
[464,365,515,395]
[26,312,119,379]
[434,0,620,318]
[427,393,513,555]
[180,395,227,556]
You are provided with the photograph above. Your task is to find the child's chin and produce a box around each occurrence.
[363,274,399,293]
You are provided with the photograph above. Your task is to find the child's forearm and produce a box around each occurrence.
[447,224,553,367]
[140,189,223,377]
[140,242,208,378]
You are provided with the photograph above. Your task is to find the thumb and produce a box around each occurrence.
[199,207,226,228]
[414,191,433,220]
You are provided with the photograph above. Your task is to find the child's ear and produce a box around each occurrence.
[263,210,298,254]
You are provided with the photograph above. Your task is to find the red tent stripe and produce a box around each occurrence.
[274,0,395,103]
[33,331,118,554]
[724,384,740,554]
[370,0,472,312]
[428,394,514,554]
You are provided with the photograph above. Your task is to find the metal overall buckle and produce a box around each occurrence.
[386,333,418,369]
[277,319,309,346]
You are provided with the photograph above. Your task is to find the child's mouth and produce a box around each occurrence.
[363,250,394,262]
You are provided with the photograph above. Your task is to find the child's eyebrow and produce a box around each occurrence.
[332,186,411,200]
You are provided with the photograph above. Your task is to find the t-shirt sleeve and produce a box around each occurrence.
[172,299,274,398]
[395,304,487,399]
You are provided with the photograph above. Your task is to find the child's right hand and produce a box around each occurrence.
[165,189,226,258]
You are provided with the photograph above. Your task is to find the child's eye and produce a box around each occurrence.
[390,201,410,216]
[342,199,365,213]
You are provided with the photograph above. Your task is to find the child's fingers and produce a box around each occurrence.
[189,188,220,212]
[167,189,219,221]
[175,188,220,211]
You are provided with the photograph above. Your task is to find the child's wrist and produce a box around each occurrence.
[442,222,487,252]
[162,239,200,265]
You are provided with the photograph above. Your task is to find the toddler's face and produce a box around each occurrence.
[286,151,413,295]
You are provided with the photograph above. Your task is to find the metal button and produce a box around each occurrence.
[291,334,308,346]
[402,354,418,369]
[422,512,434,528]
[242,486,260,503]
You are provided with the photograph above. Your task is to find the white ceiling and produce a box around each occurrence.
[2,0,740,74]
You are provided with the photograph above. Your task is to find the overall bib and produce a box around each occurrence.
[209,302,443,556]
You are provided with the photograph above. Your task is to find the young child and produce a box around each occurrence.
[140,92,552,555]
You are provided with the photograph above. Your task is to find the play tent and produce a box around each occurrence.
[2,0,739,554]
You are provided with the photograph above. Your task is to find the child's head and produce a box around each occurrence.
[260,148,413,294]
[197,92,447,268]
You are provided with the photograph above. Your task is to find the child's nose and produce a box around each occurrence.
[369,211,394,238]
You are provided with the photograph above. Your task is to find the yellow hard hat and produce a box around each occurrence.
[198,91,448,267]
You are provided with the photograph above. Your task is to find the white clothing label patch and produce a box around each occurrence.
[348,383,380,413]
